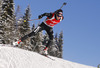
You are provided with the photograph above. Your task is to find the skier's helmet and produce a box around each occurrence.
[55,9,63,15]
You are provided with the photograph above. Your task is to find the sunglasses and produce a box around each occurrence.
[57,15,62,17]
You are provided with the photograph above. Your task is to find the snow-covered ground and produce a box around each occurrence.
[0,45,96,68]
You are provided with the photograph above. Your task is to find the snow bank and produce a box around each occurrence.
[0,45,96,68]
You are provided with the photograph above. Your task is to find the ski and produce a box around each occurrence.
[46,55,55,61]
[42,54,55,61]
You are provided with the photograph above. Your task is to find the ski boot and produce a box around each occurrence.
[43,47,48,55]
[13,40,21,46]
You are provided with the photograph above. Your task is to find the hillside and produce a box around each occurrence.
[0,45,96,68]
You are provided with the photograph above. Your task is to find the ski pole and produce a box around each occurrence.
[23,19,40,22]
[29,19,40,21]
[60,2,67,9]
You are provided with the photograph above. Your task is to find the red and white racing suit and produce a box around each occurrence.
[44,13,63,27]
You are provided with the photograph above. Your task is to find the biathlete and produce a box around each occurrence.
[13,9,64,54]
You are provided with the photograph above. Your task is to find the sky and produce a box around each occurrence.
[14,0,100,67]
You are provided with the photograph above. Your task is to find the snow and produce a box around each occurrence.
[0,45,96,68]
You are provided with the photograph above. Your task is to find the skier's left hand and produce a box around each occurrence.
[38,15,43,19]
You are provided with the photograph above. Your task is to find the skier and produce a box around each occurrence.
[13,9,64,55]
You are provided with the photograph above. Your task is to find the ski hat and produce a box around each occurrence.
[55,9,63,15]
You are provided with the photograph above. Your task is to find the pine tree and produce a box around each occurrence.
[18,5,31,48]
[0,1,3,12]
[15,5,23,23]
[30,24,35,50]
[13,5,22,41]
[19,5,31,36]
[0,0,15,44]
[55,33,59,45]
[2,0,14,17]
[0,0,5,44]
[58,31,63,58]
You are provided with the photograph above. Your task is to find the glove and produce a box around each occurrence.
[38,15,43,19]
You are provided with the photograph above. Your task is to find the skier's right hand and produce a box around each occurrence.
[38,15,43,19]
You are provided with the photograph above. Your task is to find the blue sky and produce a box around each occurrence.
[14,0,100,67]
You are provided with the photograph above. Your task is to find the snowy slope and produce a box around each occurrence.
[0,45,96,68]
